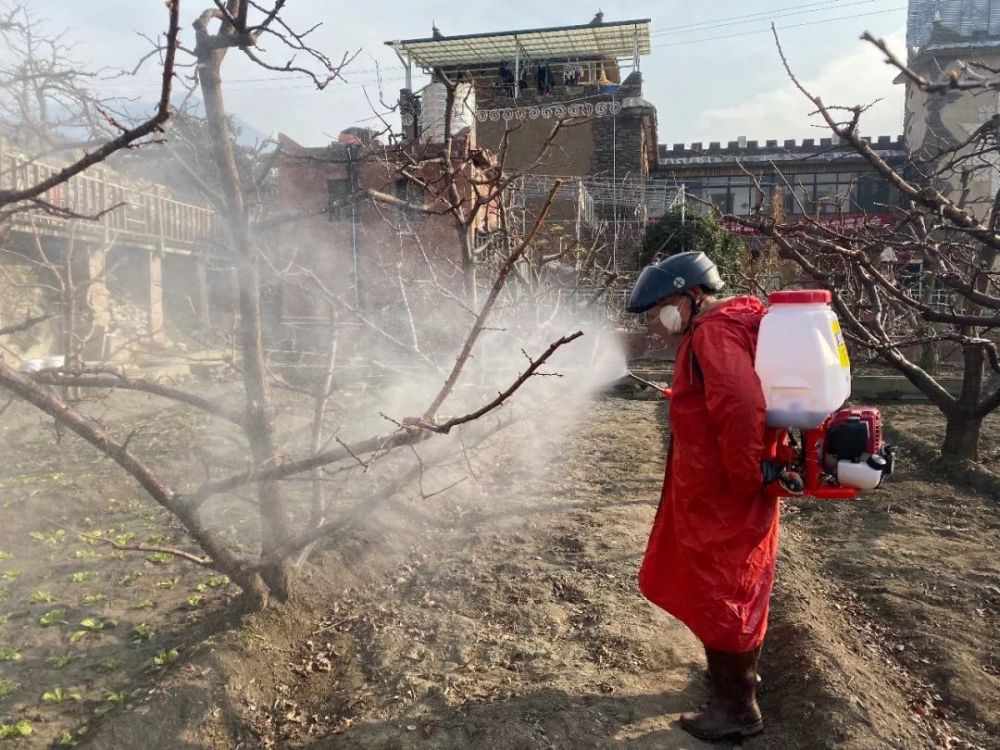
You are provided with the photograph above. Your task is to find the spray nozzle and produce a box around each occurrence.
[625,370,672,398]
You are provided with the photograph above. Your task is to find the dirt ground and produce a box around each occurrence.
[0,387,997,749]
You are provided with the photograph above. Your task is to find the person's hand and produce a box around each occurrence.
[761,461,804,495]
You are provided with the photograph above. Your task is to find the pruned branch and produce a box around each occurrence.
[422,179,564,420]
[29,371,245,426]
[0,358,250,582]
[0,312,52,337]
[0,0,181,208]
[426,330,585,434]
[862,31,1000,94]
[44,518,213,567]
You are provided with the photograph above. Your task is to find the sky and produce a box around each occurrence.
[36,0,909,148]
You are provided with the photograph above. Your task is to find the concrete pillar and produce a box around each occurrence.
[82,243,111,360]
[148,250,166,344]
[195,254,211,328]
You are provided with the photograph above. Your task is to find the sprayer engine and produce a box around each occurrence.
[765,407,894,499]
[822,408,894,490]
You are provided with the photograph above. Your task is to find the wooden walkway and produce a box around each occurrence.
[0,137,214,254]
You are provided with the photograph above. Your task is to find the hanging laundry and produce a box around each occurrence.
[537,63,554,95]
[498,62,515,97]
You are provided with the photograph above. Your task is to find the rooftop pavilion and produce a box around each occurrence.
[386,18,651,98]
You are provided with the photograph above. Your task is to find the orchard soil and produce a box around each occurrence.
[0,385,996,749]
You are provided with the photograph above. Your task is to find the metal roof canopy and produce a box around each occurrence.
[387,19,651,69]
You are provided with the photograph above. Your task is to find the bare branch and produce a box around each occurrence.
[0,312,52,338]
[0,0,181,208]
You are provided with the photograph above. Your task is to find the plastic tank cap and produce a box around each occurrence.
[768,290,832,305]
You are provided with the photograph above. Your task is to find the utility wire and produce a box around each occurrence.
[94,2,904,90]
[650,0,888,34]
[653,6,904,48]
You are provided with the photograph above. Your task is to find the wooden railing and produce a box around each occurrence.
[0,137,215,252]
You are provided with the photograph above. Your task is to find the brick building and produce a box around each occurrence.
[653,135,908,228]
[386,17,658,273]
[274,128,499,356]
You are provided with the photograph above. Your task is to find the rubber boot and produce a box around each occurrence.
[680,646,764,741]
[705,645,763,688]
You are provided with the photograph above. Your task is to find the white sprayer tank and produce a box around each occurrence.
[755,290,851,429]
[419,82,476,144]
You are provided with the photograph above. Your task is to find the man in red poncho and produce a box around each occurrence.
[627,251,784,741]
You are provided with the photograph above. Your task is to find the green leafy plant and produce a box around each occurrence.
[185,594,204,610]
[152,648,179,668]
[0,680,19,699]
[0,551,10,561]
[154,577,180,590]
[42,686,81,703]
[30,590,56,604]
[118,571,142,586]
[195,575,230,592]
[0,569,20,583]
[38,609,68,627]
[29,529,66,546]
[80,617,115,631]
[146,552,174,565]
[69,617,116,642]
[0,720,32,739]
[74,549,102,560]
[55,730,78,747]
[129,624,154,643]
[104,690,130,705]
[47,654,73,669]
[132,599,154,610]
[639,207,749,276]
[69,571,93,583]
[144,533,169,545]
[96,658,123,673]
[0,646,21,662]
[82,594,106,605]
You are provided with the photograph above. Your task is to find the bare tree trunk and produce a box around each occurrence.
[459,223,477,305]
[918,274,939,375]
[198,40,291,602]
[942,409,983,461]
[942,345,986,460]
[295,307,338,568]
[59,239,83,400]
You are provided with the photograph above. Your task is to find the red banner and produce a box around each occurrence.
[723,212,895,236]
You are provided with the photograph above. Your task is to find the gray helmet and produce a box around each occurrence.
[626,251,725,313]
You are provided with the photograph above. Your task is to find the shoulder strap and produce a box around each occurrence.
[688,323,705,386]
[690,349,704,386]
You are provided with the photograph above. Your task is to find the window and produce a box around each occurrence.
[898,260,953,308]
[785,178,814,215]
[814,174,847,214]
[855,175,896,212]
[328,178,351,221]
[704,184,730,213]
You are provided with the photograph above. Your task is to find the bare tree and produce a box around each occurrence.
[0,1,180,215]
[732,28,1000,460]
[0,2,586,608]
[0,3,133,153]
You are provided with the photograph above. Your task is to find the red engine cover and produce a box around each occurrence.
[825,407,883,454]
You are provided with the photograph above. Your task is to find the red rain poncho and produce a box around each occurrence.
[637,295,779,653]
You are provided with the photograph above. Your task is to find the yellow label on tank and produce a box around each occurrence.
[832,320,850,368]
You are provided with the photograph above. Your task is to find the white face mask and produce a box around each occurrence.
[658,304,685,334]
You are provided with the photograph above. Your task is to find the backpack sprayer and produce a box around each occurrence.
[626,290,894,500]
